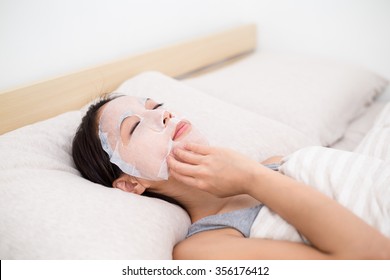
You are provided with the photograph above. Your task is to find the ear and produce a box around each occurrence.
[113,174,146,195]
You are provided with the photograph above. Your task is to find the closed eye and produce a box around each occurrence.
[130,121,140,135]
[127,102,164,136]
[152,103,164,110]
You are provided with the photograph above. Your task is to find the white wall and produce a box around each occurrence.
[1,0,389,91]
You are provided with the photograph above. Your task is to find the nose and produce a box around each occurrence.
[163,111,172,127]
[142,109,173,131]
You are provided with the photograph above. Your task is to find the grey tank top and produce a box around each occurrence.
[186,163,278,238]
[187,204,263,238]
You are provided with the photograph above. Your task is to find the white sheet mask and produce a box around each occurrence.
[98,96,208,180]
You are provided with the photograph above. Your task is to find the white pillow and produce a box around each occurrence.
[0,111,190,259]
[185,52,388,146]
[116,71,319,162]
[0,72,318,259]
[331,102,386,151]
[354,102,390,161]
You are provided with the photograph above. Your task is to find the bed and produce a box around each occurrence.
[1,23,389,259]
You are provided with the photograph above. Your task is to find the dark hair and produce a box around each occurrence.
[72,95,183,207]
[72,96,121,188]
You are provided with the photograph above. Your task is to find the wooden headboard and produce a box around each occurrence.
[0,24,256,135]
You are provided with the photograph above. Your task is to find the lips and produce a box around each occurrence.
[172,121,190,141]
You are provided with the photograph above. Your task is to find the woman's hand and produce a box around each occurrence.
[169,145,390,259]
[167,143,264,197]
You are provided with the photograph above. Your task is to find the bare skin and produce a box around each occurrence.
[113,143,390,259]
[165,143,390,260]
[101,98,390,259]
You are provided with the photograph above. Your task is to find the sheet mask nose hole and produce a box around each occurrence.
[162,111,172,127]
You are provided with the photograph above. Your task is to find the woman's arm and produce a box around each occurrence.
[174,228,329,260]
[261,156,283,165]
[168,144,390,259]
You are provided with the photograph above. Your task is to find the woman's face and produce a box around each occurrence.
[98,96,207,180]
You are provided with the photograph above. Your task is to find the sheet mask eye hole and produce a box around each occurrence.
[152,103,164,110]
[130,121,140,135]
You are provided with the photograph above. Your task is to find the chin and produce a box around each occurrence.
[174,126,208,148]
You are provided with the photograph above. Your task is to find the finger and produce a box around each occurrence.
[169,169,198,188]
[184,143,212,155]
[173,147,203,164]
[167,155,199,177]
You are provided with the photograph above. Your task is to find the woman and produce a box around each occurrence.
[72,94,390,259]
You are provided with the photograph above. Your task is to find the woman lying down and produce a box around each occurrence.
[72,95,390,259]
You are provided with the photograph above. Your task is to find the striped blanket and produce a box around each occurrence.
[250,103,390,242]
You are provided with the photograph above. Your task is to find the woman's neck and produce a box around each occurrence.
[148,178,229,222]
